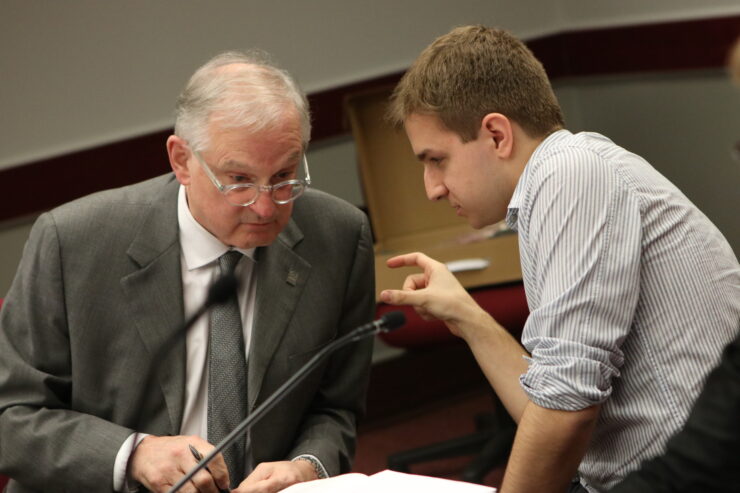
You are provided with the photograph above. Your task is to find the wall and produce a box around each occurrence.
[559,71,740,251]
[0,0,564,170]
[4,0,740,169]
[1,1,740,296]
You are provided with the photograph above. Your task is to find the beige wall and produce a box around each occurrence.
[0,0,563,170]
[3,0,740,170]
[559,71,740,252]
[4,70,737,297]
[2,1,740,297]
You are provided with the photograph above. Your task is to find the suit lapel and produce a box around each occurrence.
[120,177,185,435]
[248,219,310,410]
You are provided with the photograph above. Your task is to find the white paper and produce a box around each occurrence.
[445,258,491,273]
[281,469,496,493]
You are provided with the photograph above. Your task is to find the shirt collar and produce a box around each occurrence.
[506,129,572,230]
[177,185,256,271]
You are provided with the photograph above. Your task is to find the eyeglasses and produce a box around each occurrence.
[191,148,311,207]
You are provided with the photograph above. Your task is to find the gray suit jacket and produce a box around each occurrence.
[0,174,375,492]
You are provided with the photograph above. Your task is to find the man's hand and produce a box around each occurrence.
[381,251,532,422]
[379,252,486,338]
[234,460,317,493]
[129,435,230,493]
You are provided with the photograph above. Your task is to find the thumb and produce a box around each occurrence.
[380,288,421,306]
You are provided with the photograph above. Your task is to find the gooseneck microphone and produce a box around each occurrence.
[348,311,406,340]
[168,311,407,493]
[187,273,239,329]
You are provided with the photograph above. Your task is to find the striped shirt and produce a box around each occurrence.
[506,130,740,492]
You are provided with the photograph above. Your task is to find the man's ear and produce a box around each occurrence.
[480,113,514,159]
[166,135,192,186]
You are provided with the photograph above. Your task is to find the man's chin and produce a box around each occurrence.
[467,216,487,230]
[228,230,280,249]
[468,211,506,230]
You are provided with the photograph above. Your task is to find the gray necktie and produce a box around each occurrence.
[208,250,248,488]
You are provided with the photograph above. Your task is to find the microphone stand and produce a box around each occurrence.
[168,312,405,493]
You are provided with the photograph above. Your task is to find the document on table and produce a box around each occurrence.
[282,469,496,493]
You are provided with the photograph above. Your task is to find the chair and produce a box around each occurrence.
[0,297,8,491]
[376,283,528,484]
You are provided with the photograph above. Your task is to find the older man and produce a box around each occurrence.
[0,51,375,493]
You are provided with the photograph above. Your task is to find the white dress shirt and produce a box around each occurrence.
[113,185,257,490]
[177,185,257,439]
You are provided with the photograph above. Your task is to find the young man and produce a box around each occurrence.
[381,26,740,492]
[0,51,375,493]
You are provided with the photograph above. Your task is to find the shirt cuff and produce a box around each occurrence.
[291,454,329,479]
[520,354,615,410]
[113,432,149,492]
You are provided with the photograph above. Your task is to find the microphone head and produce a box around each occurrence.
[206,273,239,306]
[380,310,406,332]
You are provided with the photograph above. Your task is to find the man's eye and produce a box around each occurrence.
[429,157,443,165]
[230,175,252,184]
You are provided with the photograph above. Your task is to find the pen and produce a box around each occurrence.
[188,444,230,493]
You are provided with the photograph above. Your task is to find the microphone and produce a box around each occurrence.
[348,310,407,340]
[207,272,239,304]
[185,272,239,329]
[168,311,407,493]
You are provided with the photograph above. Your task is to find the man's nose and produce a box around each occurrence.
[249,188,278,219]
[424,167,447,201]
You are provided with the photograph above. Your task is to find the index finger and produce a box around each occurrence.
[386,252,440,270]
[188,445,228,493]
[198,445,231,491]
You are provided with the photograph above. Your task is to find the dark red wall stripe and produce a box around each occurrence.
[529,15,740,77]
[1,14,738,223]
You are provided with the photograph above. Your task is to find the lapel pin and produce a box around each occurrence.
[286,269,299,286]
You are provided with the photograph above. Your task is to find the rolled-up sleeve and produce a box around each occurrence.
[521,338,622,409]
[517,148,641,411]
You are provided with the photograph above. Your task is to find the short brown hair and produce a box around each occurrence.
[388,25,564,141]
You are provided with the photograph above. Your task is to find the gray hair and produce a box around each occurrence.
[174,50,311,151]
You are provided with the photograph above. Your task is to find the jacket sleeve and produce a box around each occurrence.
[0,212,132,492]
[284,213,376,476]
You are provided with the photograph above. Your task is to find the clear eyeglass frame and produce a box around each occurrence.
[191,148,311,207]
